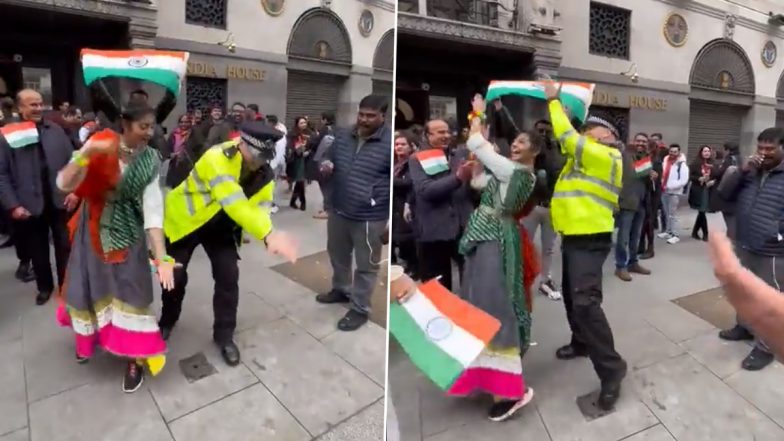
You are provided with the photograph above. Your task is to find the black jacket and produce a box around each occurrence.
[688,161,721,213]
[618,150,648,211]
[0,119,72,215]
[715,152,741,214]
[326,125,391,222]
[719,161,784,256]
[392,159,414,242]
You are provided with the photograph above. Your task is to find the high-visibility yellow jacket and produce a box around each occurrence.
[164,141,274,244]
[549,100,623,236]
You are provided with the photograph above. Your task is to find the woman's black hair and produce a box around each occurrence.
[120,100,155,122]
[394,129,418,151]
[516,130,545,156]
[690,144,713,169]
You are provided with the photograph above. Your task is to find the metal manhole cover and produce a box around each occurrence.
[179,352,217,383]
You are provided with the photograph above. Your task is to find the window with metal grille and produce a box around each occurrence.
[186,77,227,114]
[589,2,631,60]
[185,0,227,29]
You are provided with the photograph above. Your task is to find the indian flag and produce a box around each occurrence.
[634,156,652,177]
[0,121,38,149]
[415,149,450,176]
[81,49,189,95]
[390,280,501,390]
[485,80,595,122]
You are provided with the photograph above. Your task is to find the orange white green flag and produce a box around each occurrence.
[415,149,450,176]
[0,121,38,149]
[485,80,595,122]
[80,49,189,95]
[390,279,501,389]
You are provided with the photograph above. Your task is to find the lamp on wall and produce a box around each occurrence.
[217,33,237,53]
[321,0,332,8]
[621,63,639,83]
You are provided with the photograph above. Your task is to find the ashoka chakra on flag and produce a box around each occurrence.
[485,80,596,123]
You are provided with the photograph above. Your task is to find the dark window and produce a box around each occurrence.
[186,77,227,113]
[185,0,227,29]
[589,2,631,59]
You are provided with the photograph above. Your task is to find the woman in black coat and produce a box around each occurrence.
[714,142,741,239]
[391,130,418,277]
[688,145,721,241]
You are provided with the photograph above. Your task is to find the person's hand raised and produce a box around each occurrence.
[543,81,562,101]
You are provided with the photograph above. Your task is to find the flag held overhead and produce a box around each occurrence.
[485,80,596,123]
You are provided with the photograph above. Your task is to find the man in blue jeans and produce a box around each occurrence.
[615,133,652,281]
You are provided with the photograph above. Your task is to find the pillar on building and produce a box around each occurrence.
[337,67,374,127]
[129,19,157,48]
[740,97,777,156]
[531,49,561,80]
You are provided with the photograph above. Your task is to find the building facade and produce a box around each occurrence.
[0,0,157,107]
[395,0,562,130]
[157,0,395,129]
[559,0,784,158]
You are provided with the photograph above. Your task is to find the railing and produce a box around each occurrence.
[398,0,520,30]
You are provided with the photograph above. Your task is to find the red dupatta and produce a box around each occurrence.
[515,197,541,313]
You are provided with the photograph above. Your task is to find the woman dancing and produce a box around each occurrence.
[56,49,187,393]
[447,94,539,421]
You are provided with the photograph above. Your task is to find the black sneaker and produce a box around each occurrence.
[555,344,588,360]
[76,352,89,365]
[15,261,34,283]
[488,388,534,422]
[316,289,350,304]
[122,362,144,393]
[35,291,52,306]
[719,325,754,341]
[337,310,369,332]
[742,347,774,371]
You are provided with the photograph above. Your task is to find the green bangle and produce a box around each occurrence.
[71,151,89,167]
[161,255,175,264]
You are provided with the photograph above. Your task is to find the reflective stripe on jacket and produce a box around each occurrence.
[164,141,273,244]
[548,100,622,235]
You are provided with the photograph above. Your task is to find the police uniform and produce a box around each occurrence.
[159,121,281,366]
[548,99,628,410]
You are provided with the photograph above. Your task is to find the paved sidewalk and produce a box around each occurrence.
[0,185,386,441]
[389,211,784,441]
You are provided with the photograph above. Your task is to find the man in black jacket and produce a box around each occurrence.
[717,127,784,371]
[615,133,653,281]
[316,95,391,331]
[0,89,77,305]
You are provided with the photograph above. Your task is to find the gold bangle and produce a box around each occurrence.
[72,151,89,167]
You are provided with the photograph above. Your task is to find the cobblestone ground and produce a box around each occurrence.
[389,210,784,441]
[0,185,386,441]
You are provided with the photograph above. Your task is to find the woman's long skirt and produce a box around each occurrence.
[448,241,527,400]
[56,205,166,360]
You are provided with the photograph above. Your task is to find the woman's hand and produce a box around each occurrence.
[471,93,486,114]
[157,261,175,291]
[543,81,562,101]
[82,137,117,158]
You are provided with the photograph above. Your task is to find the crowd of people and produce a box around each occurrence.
[390,80,784,425]
[0,48,392,395]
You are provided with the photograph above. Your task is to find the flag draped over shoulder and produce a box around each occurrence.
[485,81,595,123]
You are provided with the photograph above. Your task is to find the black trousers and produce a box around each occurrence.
[561,234,626,382]
[639,201,656,255]
[418,239,464,291]
[392,238,418,277]
[14,207,69,293]
[692,211,708,238]
[159,214,240,344]
[290,181,306,209]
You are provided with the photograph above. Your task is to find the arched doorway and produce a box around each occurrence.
[286,8,352,129]
[776,71,784,128]
[372,29,394,104]
[688,39,755,160]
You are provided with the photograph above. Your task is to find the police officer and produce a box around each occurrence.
[544,82,628,410]
[160,121,297,366]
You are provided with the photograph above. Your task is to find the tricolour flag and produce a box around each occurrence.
[0,121,38,149]
[390,280,501,390]
[415,149,450,176]
[634,156,652,177]
[81,49,189,95]
[485,80,595,122]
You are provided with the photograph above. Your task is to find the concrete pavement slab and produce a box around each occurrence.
[613,322,685,370]
[642,301,716,343]
[725,362,784,429]
[623,425,676,441]
[168,384,310,441]
[148,346,259,422]
[321,323,386,387]
[315,399,384,441]
[277,293,351,340]
[0,428,28,441]
[633,353,784,441]
[681,330,751,379]
[0,339,26,436]
[239,266,314,307]
[236,318,383,436]
[423,402,550,441]
[28,383,172,441]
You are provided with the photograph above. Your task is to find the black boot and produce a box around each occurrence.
[555,344,588,360]
[218,341,241,366]
[16,261,35,283]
